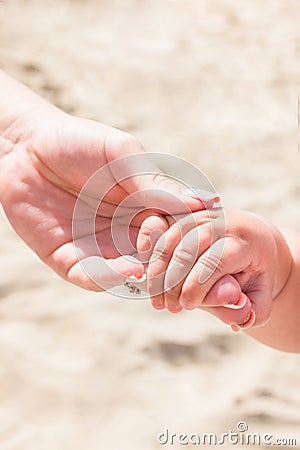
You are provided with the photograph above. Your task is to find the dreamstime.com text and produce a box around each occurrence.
[157,422,297,447]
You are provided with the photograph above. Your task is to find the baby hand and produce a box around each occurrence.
[137,209,282,331]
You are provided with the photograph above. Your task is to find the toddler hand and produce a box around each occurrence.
[137,209,287,330]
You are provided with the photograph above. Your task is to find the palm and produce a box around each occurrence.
[2,113,213,291]
[1,115,157,290]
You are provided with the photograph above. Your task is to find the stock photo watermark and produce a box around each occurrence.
[157,422,297,447]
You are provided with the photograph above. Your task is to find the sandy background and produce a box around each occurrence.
[0,0,300,449]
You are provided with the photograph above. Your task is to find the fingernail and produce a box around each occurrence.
[233,310,256,331]
[223,293,247,310]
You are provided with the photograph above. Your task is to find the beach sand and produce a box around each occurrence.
[0,1,299,448]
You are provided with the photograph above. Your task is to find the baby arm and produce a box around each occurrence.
[137,209,298,353]
[244,227,300,352]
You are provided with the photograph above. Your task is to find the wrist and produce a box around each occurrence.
[253,214,293,300]
[273,228,296,299]
[0,71,61,145]
[0,71,65,165]
[245,227,300,352]
[229,210,293,300]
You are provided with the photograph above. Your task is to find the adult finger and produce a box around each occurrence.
[67,254,144,291]
[48,227,145,291]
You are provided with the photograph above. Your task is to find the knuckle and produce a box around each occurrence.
[173,246,197,266]
[198,253,224,275]
[152,243,172,263]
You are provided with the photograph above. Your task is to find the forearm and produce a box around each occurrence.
[0,70,60,160]
[0,69,59,125]
[245,227,300,353]
[0,71,57,208]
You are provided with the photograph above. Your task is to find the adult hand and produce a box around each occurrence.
[0,76,217,291]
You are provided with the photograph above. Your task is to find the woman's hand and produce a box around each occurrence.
[0,72,217,291]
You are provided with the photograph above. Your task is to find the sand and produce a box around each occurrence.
[0,0,299,449]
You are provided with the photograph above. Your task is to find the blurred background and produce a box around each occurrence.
[0,0,299,449]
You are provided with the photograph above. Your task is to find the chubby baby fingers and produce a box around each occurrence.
[179,237,250,310]
[136,214,169,263]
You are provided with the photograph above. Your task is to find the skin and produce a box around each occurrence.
[137,209,300,353]
[0,71,217,291]
[1,72,299,352]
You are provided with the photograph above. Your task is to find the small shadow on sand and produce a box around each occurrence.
[0,283,15,299]
[143,333,238,366]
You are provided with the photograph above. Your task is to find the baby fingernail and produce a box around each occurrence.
[233,309,256,331]
[223,293,247,310]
